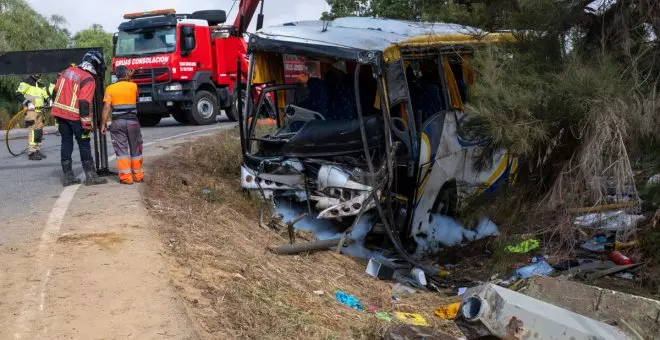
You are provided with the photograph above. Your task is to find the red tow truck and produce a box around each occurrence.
[111,1,265,126]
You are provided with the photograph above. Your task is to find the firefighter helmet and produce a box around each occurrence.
[79,51,104,75]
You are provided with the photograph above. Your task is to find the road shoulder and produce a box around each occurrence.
[1,126,230,339]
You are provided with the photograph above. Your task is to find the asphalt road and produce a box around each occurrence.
[0,116,234,245]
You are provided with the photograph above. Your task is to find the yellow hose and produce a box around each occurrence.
[5,108,27,157]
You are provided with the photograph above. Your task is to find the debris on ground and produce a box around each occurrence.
[393,312,431,327]
[414,217,500,256]
[376,312,393,322]
[523,276,660,339]
[574,210,645,231]
[454,283,631,339]
[514,260,554,279]
[647,174,660,187]
[335,290,363,311]
[148,128,660,338]
[504,239,540,254]
[366,258,397,280]
[434,302,461,320]
[610,250,634,265]
[392,283,417,297]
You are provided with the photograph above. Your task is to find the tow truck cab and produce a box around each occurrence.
[112,9,244,126]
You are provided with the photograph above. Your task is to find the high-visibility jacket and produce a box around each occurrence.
[16,77,54,113]
[51,66,96,121]
[103,80,138,118]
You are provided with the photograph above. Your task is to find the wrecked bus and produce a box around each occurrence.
[238,17,518,256]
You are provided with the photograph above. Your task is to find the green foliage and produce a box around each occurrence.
[321,0,483,26]
[0,0,72,122]
[0,1,117,123]
[321,0,372,20]
[72,24,113,84]
[321,0,660,221]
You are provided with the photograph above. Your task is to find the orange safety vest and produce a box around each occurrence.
[51,66,96,121]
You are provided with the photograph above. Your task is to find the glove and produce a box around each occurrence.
[81,117,93,133]
[22,99,35,111]
[47,98,53,107]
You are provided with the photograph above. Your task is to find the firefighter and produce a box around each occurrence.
[16,73,55,160]
[51,51,108,187]
[100,65,143,185]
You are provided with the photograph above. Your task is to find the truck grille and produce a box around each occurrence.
[132,67,170,81]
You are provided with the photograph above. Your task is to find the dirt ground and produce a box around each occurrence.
[0,136,207,340]
[144,130,463,339]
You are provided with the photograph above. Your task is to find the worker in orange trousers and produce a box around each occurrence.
[100,65,143,185]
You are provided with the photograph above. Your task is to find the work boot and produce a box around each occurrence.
[36,150,47,159]
[28,152,42,161]
[61,160,81,187]
[82,160,108,186]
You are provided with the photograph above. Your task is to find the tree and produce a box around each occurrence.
[320,0,660,242]
[0,0,71,123]
[321,0,372,20]
[72,24,113,84]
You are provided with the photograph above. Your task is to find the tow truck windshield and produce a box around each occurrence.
[115,27,176,57]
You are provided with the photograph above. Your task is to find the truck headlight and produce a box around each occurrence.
[165,83,183,91]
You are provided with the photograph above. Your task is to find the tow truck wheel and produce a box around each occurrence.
[138,115,162,127]
[171,109,189,124]
[225,88,243,122]
[188,90,218,125]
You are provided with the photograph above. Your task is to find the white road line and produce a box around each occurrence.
[14,185,79,339]
[13,124,231,339]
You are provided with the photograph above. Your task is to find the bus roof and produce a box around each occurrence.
[248,17,515,62]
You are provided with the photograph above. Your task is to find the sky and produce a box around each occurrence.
[26,0,329,34]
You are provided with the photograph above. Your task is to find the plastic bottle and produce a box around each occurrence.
[609,251,633,265]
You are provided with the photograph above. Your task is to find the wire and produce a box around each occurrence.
[227,0,239,21]
[5,109,28,157]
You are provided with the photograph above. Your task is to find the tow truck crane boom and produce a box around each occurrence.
[234,0,265,35]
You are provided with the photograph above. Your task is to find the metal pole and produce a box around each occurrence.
[236,57,246,155]
[94,65,113,176]
[271,238,352,255]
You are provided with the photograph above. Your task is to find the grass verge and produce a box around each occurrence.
[144,127,459,339]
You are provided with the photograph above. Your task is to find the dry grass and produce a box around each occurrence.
[144,128,459,340]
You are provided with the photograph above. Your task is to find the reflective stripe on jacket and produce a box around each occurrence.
[16,78,53,113]
[50,67,96,121]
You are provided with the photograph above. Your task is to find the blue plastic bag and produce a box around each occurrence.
[514,261,554,279]
[335,290,363,311]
